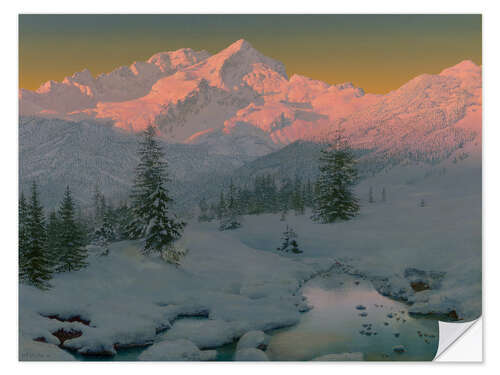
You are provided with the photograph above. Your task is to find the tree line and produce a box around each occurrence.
[20,124,361,289]
[199,127,361,228]
[20,125,186,289]
[198,175,316,226]
[19,182,88,289]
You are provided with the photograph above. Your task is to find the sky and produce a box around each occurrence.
[19,14,481,94]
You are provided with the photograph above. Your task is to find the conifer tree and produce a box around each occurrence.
[45,210,61,268]
[292,175,305,215]
[19,193,30,282]
[24,182,52,289]
[115,202,133,240]
[312,128,360,223]
[57,186,88,272]
[381,187,387,203]
[304,178,314,208]
[219,180,241,231]
[277,225,302,253]
[92,184,106,225]
[279,177,293,216]
[217,191,226,220]
[128,125,185,258]
[94,206,116,250]
[277,225,290,251]
[290,235,302,254]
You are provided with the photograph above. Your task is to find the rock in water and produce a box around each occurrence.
[355,305,367,310]
[138,339,216,361]
[393,345,406,354]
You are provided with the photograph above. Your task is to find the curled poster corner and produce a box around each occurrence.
[434,317,482,361]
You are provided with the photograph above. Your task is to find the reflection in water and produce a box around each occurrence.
[66,272,439,361]
[267,272,439,361]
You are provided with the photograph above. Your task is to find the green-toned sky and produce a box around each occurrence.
[19,14,482,94]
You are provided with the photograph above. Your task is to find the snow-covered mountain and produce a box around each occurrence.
[19,39,482,209]
[19,117,254,210]
[19,39,482,161]
[20,48,210,115]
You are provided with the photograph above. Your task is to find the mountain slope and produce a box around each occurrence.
[19,39,481,165]
[19,39,482,210]
[19,48,210,115]
[19,117,253,210]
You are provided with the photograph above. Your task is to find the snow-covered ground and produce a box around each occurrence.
[19,223,336,359]
[19,144,481,360]
[235,144,481,322]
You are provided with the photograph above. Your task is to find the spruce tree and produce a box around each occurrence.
[277,225,302,253]
[305,178,314,208]
[277,225,290,251]
[23,182,52,289]
[94,206,116,250]
[290,234,302,254]
[92,184,104,223]
[45,210,61,268]
[292,175,305,215]
[279,177,293,216]
[219,180,241,231]
[57,186,88,272]
[19,193,30,282]
[312,129,360,223]
[128,125,185,259]
[115,202,132,240]
[217,191,226,220]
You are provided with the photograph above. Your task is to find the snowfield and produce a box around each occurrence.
[19,223,337,359]
[19,142,480,360]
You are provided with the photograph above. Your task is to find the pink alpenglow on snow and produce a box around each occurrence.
[19,39,481,151]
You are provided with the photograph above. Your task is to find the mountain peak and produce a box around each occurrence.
[148,48,210,72]
[183,39,288,90]
[440,60,481,77]
[216,39,263,60]
[225,39,254,52]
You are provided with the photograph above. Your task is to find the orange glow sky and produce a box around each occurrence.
[19,14,481,94]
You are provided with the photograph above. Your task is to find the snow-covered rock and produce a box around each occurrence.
[234,348,269,361]
[138,339,216,361]
[236,330,270,351]
[161,319,243,349]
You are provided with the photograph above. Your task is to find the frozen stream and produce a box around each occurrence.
[266,272,438,361]
[69,272,438,361]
